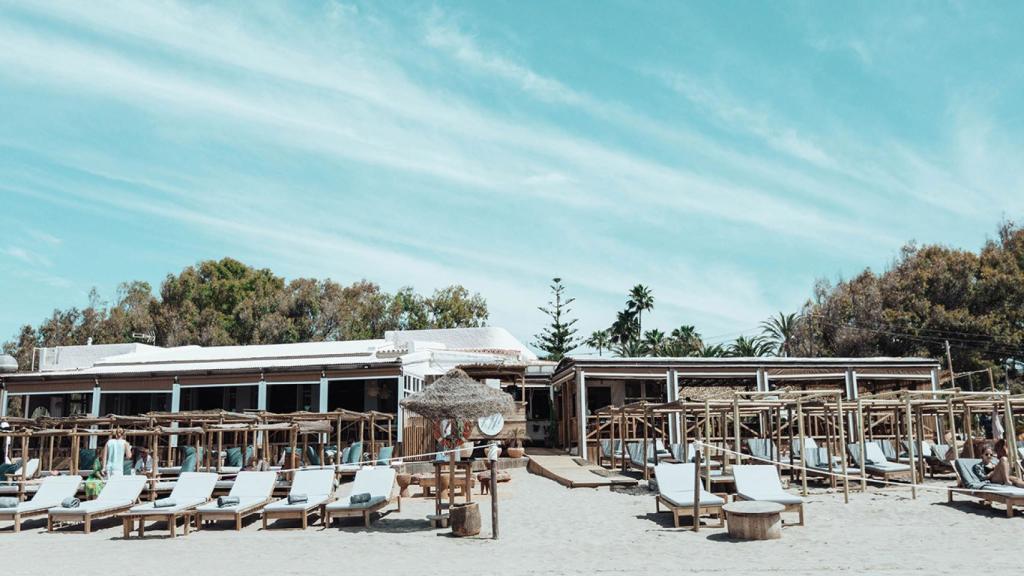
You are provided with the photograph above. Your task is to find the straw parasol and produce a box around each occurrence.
[400,368,515,421]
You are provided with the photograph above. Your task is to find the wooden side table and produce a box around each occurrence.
[722,501,784,540]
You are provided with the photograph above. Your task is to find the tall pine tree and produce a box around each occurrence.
[533,277,580,361]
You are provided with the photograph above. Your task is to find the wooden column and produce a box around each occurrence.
[796,399,808,496]
[836,395,849,503]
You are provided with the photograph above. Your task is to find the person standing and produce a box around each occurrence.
[101,428,132,478]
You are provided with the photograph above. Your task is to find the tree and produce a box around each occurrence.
[642,329,666,356]
[761,312,800,357]
[585,329,611,356]
[669,325,704,356]
[786,220,1024,394]
[609,309,639,344]
[628,284,655,335]
[696,342,728,357]
[533,278,580,361]
[3,258,491,355]
[613,337,646,357]
[728,335,774,357]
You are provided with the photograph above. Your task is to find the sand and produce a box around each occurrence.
[1,468,1017,575]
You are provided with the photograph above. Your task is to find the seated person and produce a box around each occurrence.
[972,447,1024,488]
[133,448,153,474]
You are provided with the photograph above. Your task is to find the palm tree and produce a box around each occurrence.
[761,312,800,357]
[670,325,703,355]
[628,284,654,335]
[728,335,774,357]
[613,338,645,358]
[610,309,638,344]
[696,342,727,357]
[642,329,666,356]
[585,329,611,356]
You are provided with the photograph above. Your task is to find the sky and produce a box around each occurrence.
[1,1,1023,352]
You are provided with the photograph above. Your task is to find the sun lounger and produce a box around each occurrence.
[733,465,804,525]
[746,439,781,463]
[323,467,397,527]
[804,447,860,479]
[0,475,82,533]
[600,439,624,466]
[47,475,147,534]
[670,443,722,469]
[948,459,1024,517]
[0,458,41,497]
[653,463,725,531]
[120,472,217,538]
[848,443,912,481]
[627,442,666,472]
[263,468,335,529]
[195,471,277,530]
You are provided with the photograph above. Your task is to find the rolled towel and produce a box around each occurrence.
[152,498,177,508]
[0,497,18,508]
[349,492,371,504]
[217,496,240,508]
[287,493,308,505]
[61,497,81,508]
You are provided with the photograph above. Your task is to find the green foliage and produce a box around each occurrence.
[2,257,489,361]
[728,335,774,357]
[790,221,1024,392]
[533,278,580,361]
[761,312,800,357]
[584,329,611,356]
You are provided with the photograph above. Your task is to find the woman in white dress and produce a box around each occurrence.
[101,427,132,477]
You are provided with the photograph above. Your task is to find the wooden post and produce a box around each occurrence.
[796,399,808,496]
[1004,395,1018,472]
[946,397,956,457]
[19,433,28,501]
[732,396,741,467]
[915,406,927,481]
[217,430,223,473]
[964,403,975,458]
[703,401,712,492]
[692,441,702,533]
[836,395,849,504]
[824,402,836,489]
[641,405,650,481]
[856,399,867,492]
[489,458,498,539]
[904,398,917,499]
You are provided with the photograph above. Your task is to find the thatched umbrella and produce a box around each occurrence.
[401,368,515,533]
[401,368,516,422]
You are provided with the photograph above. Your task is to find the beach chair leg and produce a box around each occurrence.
[84,516,91,534]
[139,519,145,537]
[1007,504,1014,518]
[47,515,53,532]
[184,514,191,536]
[301,512,308,530]
[797,505,805,527]
[169,516,176,538]
[122,517,130,539]
[12,515,19,533]
[235,514,242,531]
[671,508,679,528]
[364,511,370,527]
[655,498,661,513]
[262,513,267,529]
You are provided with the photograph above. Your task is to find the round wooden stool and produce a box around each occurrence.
[722,501,784,540]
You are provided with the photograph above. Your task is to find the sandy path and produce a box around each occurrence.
[1,468,1016,575]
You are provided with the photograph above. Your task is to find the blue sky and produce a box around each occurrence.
[1,1,1022,351]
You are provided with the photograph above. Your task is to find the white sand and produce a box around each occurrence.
[1,468,1016,575]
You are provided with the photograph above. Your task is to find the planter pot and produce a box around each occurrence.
[507,446,525,459]
[450,502,481,537]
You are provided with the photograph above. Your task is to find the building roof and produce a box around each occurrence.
[3,328,535,382]
[385,327,537,361]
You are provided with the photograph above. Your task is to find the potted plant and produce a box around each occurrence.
[506,428,526,459]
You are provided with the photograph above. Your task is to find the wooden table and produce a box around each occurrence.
[723,501,784,540]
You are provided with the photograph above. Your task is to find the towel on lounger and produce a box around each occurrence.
[288,494,308,505]
[217,496,240,508]
[0,497,17,508]
[153,498,176,508]
[61,497,81,508]
[349,492,371,504]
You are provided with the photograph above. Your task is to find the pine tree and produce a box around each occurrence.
[533,277,580,361]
